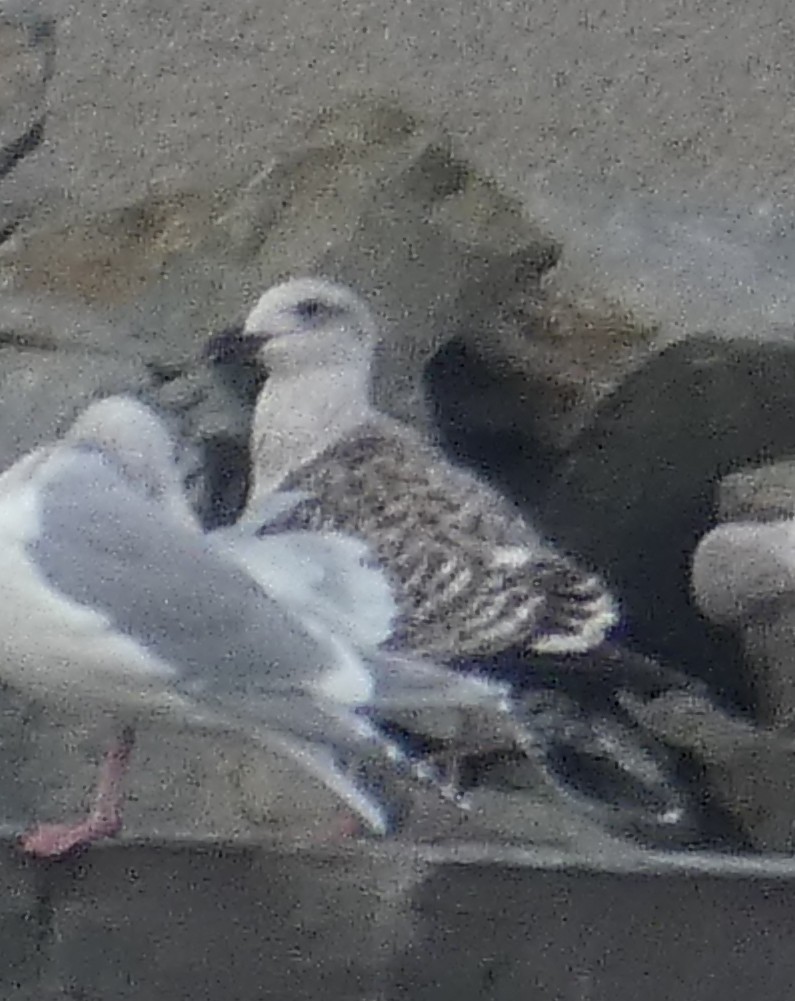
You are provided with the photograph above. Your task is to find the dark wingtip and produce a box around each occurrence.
[203,322,259,364]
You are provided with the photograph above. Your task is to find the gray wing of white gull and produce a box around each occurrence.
[215,491,515,717]
[0,397,404,833]
[27,456,357,711]
[214,491,395,654]
[692,519,795,625]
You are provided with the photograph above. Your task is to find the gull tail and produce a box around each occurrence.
[529,557,620,655]
[367,652,512,712]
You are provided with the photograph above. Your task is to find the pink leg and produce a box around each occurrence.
[309,810,367,844]
[19,726,136,859]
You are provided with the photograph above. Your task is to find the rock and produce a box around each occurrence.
[0,296,230,519]
[0,98,564,527]
[427,277,657,506]
[14,708,435,852]
[43,841,421,1001]
[622,690,795,853]
[408,784,628,852]
[0,840,41,997]
[15,834,795,1000]
[401,850,795,1001]
[0,344,149,472]
[0,97,556,402]
[0,189,225,307]
[0,293,152,471]
[718,462,795,523]
[699,461,795,728]
[230,100,560,432]
[540,334,795,713]
[0,7,55,249]
[743,615,795,729]
[0,9,54,171]
[202,96,562,438]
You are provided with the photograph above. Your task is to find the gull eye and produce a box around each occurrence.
[295,298,326,321]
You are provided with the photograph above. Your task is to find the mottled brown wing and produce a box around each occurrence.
[264,422,617,660]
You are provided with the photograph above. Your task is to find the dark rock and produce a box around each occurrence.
[622,689,795,853]
[399,851,795,1001]
[0,842,43,996]
[43,841,420,1000]
[9,836,795,998]
[539,334,795,713]
[427,276,656,499]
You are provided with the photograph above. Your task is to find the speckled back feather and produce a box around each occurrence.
[255,417,617,660]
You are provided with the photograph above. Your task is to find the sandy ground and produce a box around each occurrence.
[6,0,795,345]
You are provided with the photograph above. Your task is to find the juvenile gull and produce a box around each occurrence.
[0,395,491,857]
[206,278,618,662]
[206,278,706,842]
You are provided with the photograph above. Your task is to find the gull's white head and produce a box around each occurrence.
[66,396,193,520]
[207,278,378,378]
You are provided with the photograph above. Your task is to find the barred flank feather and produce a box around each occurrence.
[256,419,619,662]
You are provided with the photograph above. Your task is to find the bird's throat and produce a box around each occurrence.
[249,365,373,499]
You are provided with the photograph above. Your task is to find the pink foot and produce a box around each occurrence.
[327,811,365,840]
[19,726,136,860]
[307,809,372,845]
[19,814,124,858]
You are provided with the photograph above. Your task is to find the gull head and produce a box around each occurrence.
[206,278,378,377]
[66,395,191,517]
